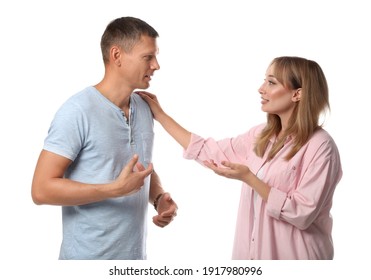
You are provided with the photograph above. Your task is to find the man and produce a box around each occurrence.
[31,17,177,260]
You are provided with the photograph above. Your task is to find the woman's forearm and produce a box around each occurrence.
[157,112,192,150]
[245,172,271,202]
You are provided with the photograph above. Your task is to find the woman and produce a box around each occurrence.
[137,56,342,260]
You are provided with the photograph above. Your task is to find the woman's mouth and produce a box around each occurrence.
[261,97,269,104]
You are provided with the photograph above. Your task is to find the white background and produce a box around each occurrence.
[1,0,370,279]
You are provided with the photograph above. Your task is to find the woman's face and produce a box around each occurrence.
[258,64,300,120]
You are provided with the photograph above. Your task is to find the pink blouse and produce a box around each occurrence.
[183,124,342,260]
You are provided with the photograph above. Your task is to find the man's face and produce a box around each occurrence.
[120,35,160,90]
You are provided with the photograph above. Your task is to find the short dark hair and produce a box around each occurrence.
[100,17,159,64]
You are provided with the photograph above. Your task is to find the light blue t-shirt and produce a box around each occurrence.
[43,86,154,259]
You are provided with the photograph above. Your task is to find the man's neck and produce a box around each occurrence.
[95,79,132,111]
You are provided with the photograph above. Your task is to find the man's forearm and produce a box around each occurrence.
[149,170,165,205]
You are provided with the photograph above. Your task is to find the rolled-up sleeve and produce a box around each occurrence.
[183,133,206,160]
[266,188,287,219]
[183,125,265,165]
[266,138,342,230]
[183,131,255,165]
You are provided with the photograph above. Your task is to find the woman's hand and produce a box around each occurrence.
[203,160,252,183]
[136,91,164,120]
[203,160,270,201]
[136,91,192,149]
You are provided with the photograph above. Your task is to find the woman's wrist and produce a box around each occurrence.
[243,170,255,186]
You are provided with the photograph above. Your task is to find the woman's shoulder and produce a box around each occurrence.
[232,123,266,144]
[306,127,340,155]
[311,127,336,143]
[248,123,266,136]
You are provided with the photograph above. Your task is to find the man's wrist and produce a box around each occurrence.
[153,193,164,210]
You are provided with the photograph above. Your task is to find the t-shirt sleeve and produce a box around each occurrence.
[43,101,86,161]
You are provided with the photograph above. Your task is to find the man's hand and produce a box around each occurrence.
[109,154,153,197]
[153,193,178,228]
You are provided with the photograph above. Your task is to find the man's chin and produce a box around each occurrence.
[137,84,150,90]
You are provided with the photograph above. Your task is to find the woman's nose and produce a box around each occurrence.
[258,84,264,95]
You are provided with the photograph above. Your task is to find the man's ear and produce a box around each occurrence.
[110,46,122,66]
[292,88,302,102]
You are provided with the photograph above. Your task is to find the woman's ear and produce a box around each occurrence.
[292,88,302,102]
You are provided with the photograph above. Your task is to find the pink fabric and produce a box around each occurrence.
[184,124,342,259]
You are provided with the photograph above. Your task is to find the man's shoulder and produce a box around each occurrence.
[131,92,152,115]
[66,86,94,103]
[131,92,148,106]
[57,87,95,111]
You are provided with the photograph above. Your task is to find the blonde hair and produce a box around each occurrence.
[254,56,330,160]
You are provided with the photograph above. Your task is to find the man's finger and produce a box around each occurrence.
[125,154,139,172]
[135,162,145,172]
[141,163,154,177]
